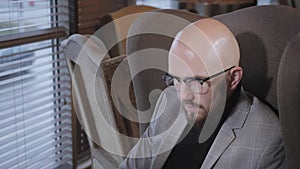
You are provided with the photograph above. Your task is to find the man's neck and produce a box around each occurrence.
[223,86,241,121]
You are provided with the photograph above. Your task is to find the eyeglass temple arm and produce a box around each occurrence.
[203,66,236,82]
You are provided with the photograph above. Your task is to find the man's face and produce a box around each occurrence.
[169,41,214,127]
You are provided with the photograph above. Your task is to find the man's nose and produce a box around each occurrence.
[179,84,194,101]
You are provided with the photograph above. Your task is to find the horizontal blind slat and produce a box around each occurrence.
[0,99,71,129]
[1,139,72,169]
[29,149,72,169]
[0,54,67,76]
[0,3,66,13]
[0,65,69,86]
[0,91,70,114]
[0,120,72,158]
[0,107,71,138]
[0,73,71,97]
[0,79,70,103]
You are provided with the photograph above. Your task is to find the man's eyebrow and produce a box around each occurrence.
[193,75,207,79]
[168,73,207,80]
[167,73,180,79]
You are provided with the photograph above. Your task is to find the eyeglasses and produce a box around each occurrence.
[162,66,235,94]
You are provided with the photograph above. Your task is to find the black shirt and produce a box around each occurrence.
[162,87,241,169]
[162,126,216,169]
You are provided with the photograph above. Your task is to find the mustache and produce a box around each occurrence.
[182,100,200,107]
[182,100,206,110]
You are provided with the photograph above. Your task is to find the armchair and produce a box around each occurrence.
[127,5,300,168]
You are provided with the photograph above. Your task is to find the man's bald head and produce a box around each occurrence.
[167,18,243,135]
[169,18,240,76]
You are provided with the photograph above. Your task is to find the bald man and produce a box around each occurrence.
[119,18,285,169]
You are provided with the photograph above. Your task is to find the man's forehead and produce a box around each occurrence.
[169,54,208,78]
[169,39,211,71]
[170,40,197,57]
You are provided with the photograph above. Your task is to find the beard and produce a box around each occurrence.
[182,100,208,128]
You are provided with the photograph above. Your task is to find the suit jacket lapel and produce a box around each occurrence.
[201,89,251,169]
[200,124,235,169]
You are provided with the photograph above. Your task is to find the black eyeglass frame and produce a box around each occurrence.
[162,66,236,86]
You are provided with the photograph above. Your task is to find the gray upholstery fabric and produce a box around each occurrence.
[214,5,300,111]
[216,8,300,168]
[178,0,256,16]
[95,5,158,58]
[278,32,300,169]
[96,14,119,57]
[126,9,205,134]
[127,5,300,167]
[128,5,300,134]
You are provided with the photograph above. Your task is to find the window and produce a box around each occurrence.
[136,0,178,9]
[0,0,72,168]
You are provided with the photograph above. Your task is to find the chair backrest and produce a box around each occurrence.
[62,7,164,166]
[214,5,300,112]
[216,9,300,168]
[126,9,205,134]
[95,5,158,58]
[127,5,300,168]
[92,5,161,139]
[278,32,300,169]
[178,0,257,16]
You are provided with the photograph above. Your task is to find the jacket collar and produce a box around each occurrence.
[200,88,251,169]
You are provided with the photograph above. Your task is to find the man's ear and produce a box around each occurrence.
[229,66,243,90]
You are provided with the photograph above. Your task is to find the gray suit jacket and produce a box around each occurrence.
[119,87,285,169]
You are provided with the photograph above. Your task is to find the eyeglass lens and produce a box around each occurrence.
[173,78,209,94]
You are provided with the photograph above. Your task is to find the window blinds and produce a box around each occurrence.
[0,0,72,168]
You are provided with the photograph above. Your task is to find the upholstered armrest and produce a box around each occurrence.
[278,32,300,169]
[62,34,140,169]
[91,147,122,169]
[62,34,128,167]
[61,34,110,65]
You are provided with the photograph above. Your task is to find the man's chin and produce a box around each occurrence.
[183,108,207,128]
[194,115,207,128]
